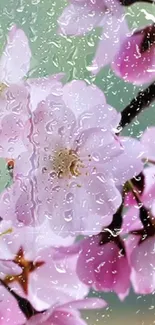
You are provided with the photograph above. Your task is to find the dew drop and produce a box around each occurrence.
[92,152,100,162]
[3,194,10,205]
[45,121,54,134]
[52,186,60,192]
[66,192,74,203]
[49,171,56,179]
[54,263,66,274]
[64,209,73,222]
[95,193,105,205]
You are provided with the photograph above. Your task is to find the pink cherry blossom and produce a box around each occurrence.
[122,205,155,294]
[0,287,106,325]
[75,235,131,300]
[58,0,129,74]
[0,26,65,162]
[116,126,155,295]
[112,25,155,85]
[0,80,144,235]
[122,166,155,293]
[0,223,88,311]
[26,298,107,325]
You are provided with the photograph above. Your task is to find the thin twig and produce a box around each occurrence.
[0,278,37,319]
[120,0,154,6]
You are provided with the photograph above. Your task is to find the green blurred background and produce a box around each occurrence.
[0,0,155,323]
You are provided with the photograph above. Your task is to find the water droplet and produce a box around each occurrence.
[52,186,60,192]
[49,172,56,179]
[64,209,73,222]
[45,121,54,134]
[58,126,65,136]
[95,193,105,204]
[95,262,105,273]
[92,152,100,162]
[32,0,40,5]
[45,211,52,220]
[54,262,66,274]
[3,193,10,205]
[66,192,74,203]
[42,167,47,174]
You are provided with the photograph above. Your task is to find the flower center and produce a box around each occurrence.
[4,247,44,295]
[0,83,7,94]
[52,148,81,179]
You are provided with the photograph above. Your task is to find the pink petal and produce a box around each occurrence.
[141,167,155,212]
[58,1,105,36]
[61,298,107,310]
[104,136,144,185]
[84,173,122,222]
[26,73,64,112]
[49,308,86,325]
[0,84,30,158]
[75,128,123,165]
[0,114,26,159]
[40,171,121,237]
[26,307,86,325]
[126,235,155,294]
[92,14,129,74]
[0,260,22,278]
[112,32,155,85]
[122,206,143,235]
[141,126,155,161]
[0,286,26,324]
[131,268,155,294]
[130,236,155,277]
[63,80,121,129]
[27,248,88,311]
[0,24,31,84]
[0,83,29,118]
[0,179,36,226]
[63,80,106,116]
[77,236,130,298]
[13,151,32,178]
[27,95,76,150]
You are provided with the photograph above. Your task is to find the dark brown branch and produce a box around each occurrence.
[120,0,154,6]
[108,203,123,233]
[120,81,155,128]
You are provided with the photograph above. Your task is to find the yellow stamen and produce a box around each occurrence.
[0,228,13,237]
[0,83,7,94]
[52,148,81,179]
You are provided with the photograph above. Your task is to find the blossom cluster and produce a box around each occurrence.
[58,0,155,84]
[0,0,154,323]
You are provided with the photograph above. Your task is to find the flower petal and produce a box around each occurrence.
[26,73,64,112]
[61,298,107,310]
[112,31,155,85]
[0,25,31,84]
[141,127,155,161]
[104,137,144,185]
[92,13,129,74]
[63,80,120,129]
[58,2,105,36]
[0,179,36,226]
